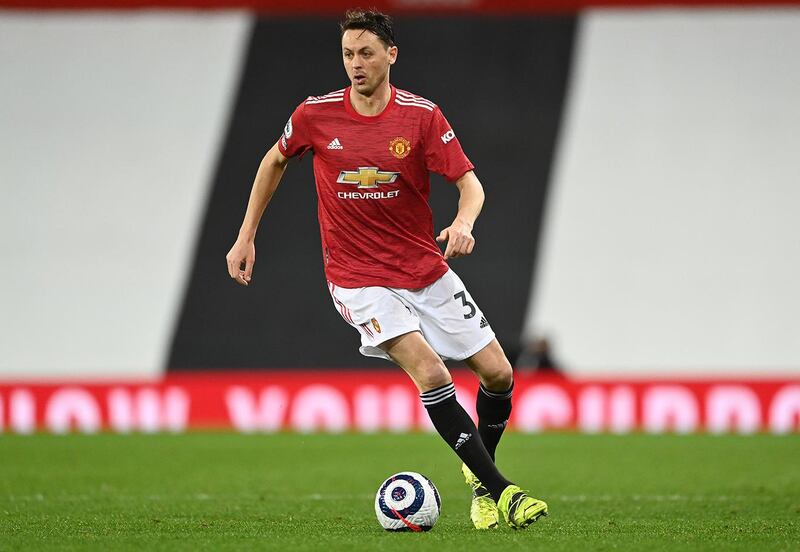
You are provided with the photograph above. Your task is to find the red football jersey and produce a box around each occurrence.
[278,85,474,289]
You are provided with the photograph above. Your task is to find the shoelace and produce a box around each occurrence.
[507,491,533,518]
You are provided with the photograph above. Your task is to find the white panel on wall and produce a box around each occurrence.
[527,9,800,375]
[0,13,251,379]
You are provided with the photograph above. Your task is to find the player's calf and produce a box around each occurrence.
[419,383,512,503]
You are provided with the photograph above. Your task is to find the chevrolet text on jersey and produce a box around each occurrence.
[337,190,401,200]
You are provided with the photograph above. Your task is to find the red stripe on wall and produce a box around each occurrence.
[1,0,798,12]
[0,371,798,434]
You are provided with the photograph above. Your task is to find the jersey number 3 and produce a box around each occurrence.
[454,291,476,319]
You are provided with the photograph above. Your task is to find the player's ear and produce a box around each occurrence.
[388,46,398,65]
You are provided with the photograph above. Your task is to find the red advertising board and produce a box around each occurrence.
[1,371,798,434]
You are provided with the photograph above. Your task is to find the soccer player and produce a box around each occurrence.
[225,9,547,530]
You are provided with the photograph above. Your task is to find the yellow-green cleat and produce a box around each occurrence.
[461,463,500,530]
[497,484,548,529]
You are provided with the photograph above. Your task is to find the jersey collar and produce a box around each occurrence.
[344,85,396,122]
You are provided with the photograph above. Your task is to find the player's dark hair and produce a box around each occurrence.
[340,8,396,47]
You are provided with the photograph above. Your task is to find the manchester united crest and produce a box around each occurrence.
[371,317,382,333]
[389,136,411,159]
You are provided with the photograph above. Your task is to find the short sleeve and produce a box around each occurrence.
[277,101,313,159]
[423,107,474,182]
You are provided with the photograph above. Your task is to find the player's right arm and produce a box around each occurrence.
[225,141,289,286]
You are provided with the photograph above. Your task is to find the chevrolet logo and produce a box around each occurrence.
[336,167,399,189]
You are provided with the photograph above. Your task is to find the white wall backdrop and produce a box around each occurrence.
[526,9,800,375]
[2,9,798,379]
[0,13,251,379]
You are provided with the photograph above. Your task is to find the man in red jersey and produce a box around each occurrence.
[226,9,547,530]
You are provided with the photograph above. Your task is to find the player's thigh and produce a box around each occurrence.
[328,282,420,358]
[380,331,451,393]
[406,269,495,361]
[464,338,514,391]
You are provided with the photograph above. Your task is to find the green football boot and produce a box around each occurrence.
[461,463,500,530]
[497,484,548,529]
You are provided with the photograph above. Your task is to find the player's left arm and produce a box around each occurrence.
[436,170,485,260]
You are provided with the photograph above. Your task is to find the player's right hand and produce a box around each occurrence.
[226,238,255,286]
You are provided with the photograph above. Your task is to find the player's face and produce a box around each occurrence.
[342,29,397,96]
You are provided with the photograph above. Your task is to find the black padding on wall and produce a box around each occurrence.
[168,16,576,369]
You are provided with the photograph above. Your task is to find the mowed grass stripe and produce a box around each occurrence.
[0,433,798,551]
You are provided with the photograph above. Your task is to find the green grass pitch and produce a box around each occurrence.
[1,433,798,551]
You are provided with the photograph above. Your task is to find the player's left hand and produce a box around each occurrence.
[436,219,475,260]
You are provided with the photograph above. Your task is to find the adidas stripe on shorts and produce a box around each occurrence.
[327,268,495,361]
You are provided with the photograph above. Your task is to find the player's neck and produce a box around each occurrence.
[349,81,392,117]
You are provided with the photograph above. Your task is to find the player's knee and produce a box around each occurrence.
[415,361,451,392]
[482,357,513,392]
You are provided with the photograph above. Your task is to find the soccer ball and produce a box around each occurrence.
[374,471,441,531]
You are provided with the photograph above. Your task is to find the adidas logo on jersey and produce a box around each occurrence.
[327,138,343,150]
[479,316,489,329]
[455,432,472,449]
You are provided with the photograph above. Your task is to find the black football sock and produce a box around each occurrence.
[421,382,512,502]
[476,381,513,461]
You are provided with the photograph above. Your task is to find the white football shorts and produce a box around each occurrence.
[327,269,495,362]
